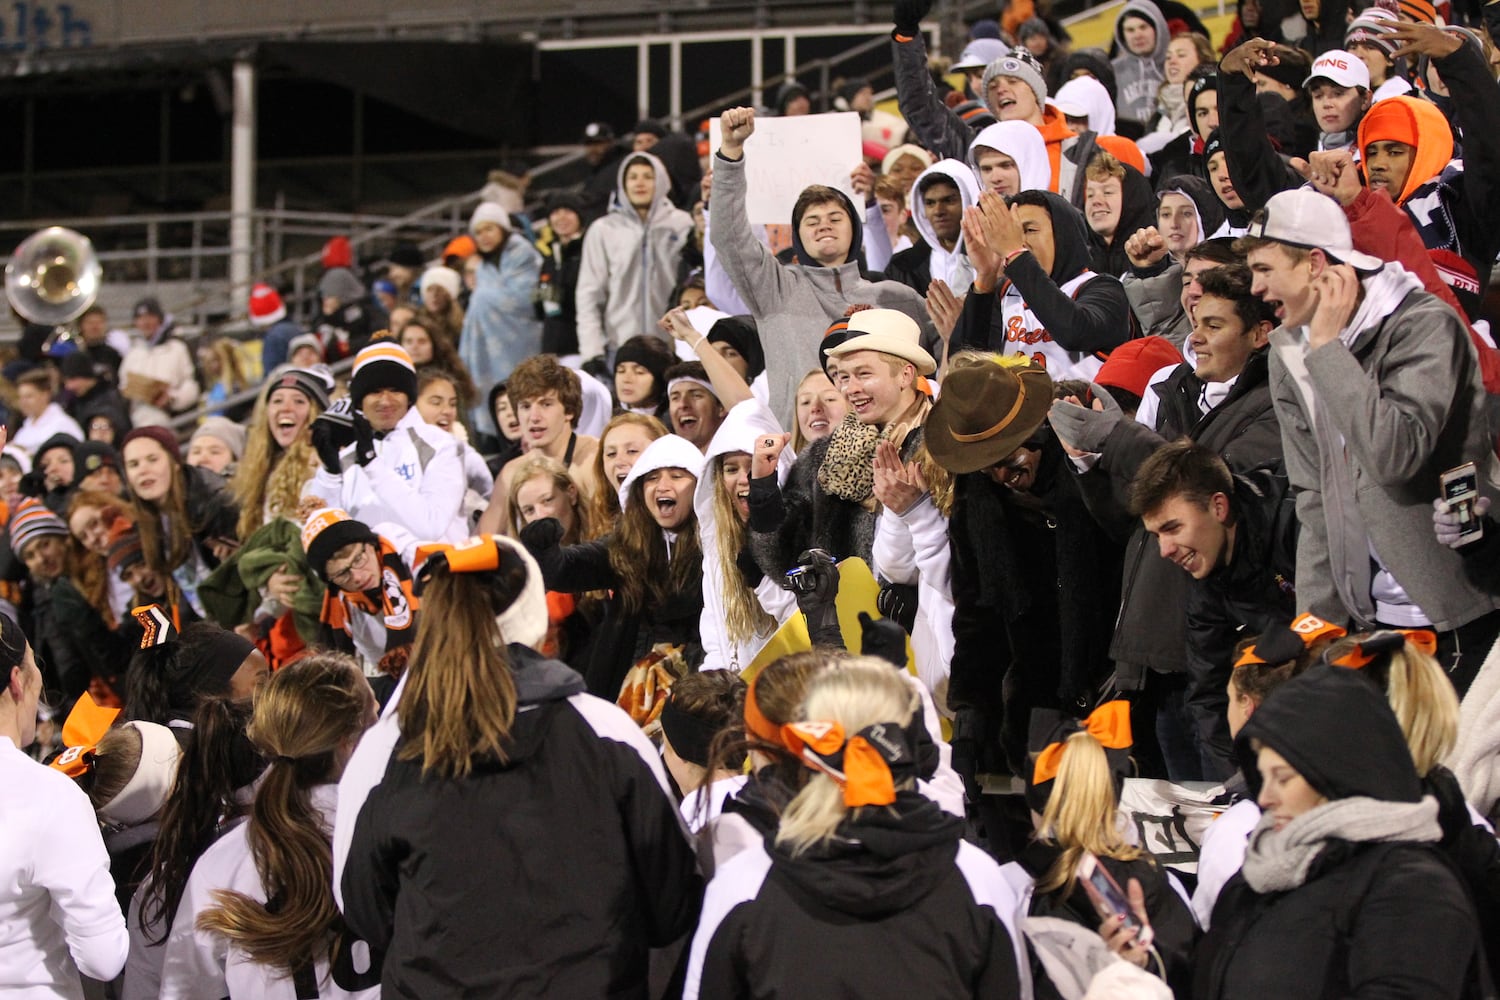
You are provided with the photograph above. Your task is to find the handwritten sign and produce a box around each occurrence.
[710,111,862,226]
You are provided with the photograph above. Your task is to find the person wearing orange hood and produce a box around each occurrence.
[1355,26,1500,320]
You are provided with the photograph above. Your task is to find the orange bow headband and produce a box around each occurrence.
[1326,628,1437,669]
[1031,700,1132,788]
[1235,613,1347,669]
[413,535,521,595]
[48,694,121,779]
[781,718,916,808]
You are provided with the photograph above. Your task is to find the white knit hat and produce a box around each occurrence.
[421,265,462,301]
[469,201,511,236]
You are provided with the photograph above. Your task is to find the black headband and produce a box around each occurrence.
[659,696,727,768]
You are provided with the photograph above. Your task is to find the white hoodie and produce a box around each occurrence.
[967,122,1052,196]
[909,159,982,296]
[693,400,797,673]
[12,403,82,456]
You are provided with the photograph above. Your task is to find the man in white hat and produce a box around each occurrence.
[1240,187,1500,693]
[745,309,936,575]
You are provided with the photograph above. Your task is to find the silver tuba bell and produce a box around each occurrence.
[5,226,102,349]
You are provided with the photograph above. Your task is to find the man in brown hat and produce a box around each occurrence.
[746,309,936,577]
[926,354,1124,828]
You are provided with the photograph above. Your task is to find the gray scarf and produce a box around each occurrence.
[1241,794,1441,893]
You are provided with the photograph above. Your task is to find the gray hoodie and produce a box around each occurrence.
[1111,0,1170,125]
[574,150,694,360]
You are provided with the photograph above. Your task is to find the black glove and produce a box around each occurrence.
[17,470,46,499]
[893,0,932,36]
[790,548,843,648]
[311,399,358,475]
[351,411,377,467]
[519,516,565,555]
[876,582,919,634]
[859,611,908,668]
[582,356,610,381]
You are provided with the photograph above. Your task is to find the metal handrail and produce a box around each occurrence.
[166,354,357,435]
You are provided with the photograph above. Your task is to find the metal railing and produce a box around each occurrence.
[0,3,1041,349]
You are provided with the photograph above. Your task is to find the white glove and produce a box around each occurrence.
[1432,495,1490,549]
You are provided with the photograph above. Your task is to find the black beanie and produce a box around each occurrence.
[706,316,765,380]
[301,507,380,583]
[1239,664,1422,803]
[614,336,674,402]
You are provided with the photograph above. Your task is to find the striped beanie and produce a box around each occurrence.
[9,497,68,557]
[262,365,333,411]
[350,341,418,407]
[1397,0,1436,23]
[1346,10,1400,57]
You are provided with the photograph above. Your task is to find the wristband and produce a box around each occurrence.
[1002,247,1028,269]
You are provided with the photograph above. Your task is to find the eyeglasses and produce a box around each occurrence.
[328,547,373,588]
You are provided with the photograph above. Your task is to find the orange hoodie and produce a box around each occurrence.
[1035,106,1078,193]
[1356,97,1454,207]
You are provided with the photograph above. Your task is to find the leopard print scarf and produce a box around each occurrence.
[816,396,931,505]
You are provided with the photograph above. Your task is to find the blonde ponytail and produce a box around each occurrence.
[774,659,918,856]
[1384,647,1459,777]
[1036,731,1140,893]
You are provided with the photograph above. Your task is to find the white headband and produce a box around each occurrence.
[97,722,182,827]
[667,376,719,401]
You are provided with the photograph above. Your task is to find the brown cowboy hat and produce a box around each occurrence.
[925,359,1053,474]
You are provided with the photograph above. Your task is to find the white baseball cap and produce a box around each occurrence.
[1246,189,1385,271]
[1304,49,1371,91]
[952,38,1009,72]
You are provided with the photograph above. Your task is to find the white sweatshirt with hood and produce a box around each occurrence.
[967,122,1052,196]
[694,400,797,673]
[574,151,695,361]
[908,160,981,296]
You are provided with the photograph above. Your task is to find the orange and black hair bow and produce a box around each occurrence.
[1030,700,1133,788]
[132,604,179,649]
[780,718,917,808]
[48,694,121,779]
[1326,628,1437,669]
[1235,613,1347,669]
[413,535,525,596]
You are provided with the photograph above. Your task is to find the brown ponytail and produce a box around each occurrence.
[397,569,520,778]
[196,654,372,972]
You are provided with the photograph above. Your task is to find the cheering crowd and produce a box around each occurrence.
[4,0,1500,994]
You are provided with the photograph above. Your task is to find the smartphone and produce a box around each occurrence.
[1441,462,1483,543]
[1077,851,1153,947]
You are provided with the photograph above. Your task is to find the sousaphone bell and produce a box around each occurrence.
[5,226,102,350]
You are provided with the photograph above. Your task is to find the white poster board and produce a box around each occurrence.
[709,111,863,226]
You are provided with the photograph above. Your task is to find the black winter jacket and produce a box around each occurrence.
[947,436,1123,774]
[746,424,923,579]
[1076,351,1282,686]
[535,232,585,356]
[1018,841,1198,999]
[1198,840,1483,999]
[686,794,1021,999]
[524,529,704,698]
[341,648,703,999]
